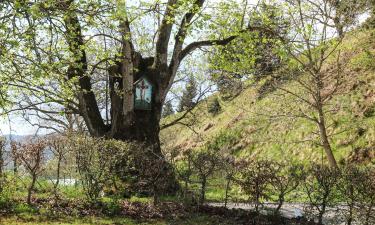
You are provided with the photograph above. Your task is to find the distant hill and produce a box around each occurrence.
[161,29,375,165]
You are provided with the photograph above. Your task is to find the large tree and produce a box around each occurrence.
[0,0,274,185]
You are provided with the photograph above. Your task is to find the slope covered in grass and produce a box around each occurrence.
[161,29,375,165]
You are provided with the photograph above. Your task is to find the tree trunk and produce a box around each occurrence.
[276,194,284,213]
[200,176,207,205]
[0,141,3,176]
[54,153,62,201]
[224,178,231,208]
[27,174,37,205]
[317,105,338,169]
[318,206,325,225]
[333,17,344,38]
[107,63,179,195]
[347,202,353,225]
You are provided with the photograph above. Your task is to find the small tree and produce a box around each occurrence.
[221,155,237,207]
[191,149,219,204]
[15,140,46,205]
[162,101,175,118]
[326,0,368,37]
[208,97,222,116]
[357,166,375,225]
[178,77,197,112]
[303,164,339,225]
[47,135,69,200]
[73,136,119,202]
[266,0,352,168]
[337,165,364,225]
[235,160,276,213]
[270,162,304,213]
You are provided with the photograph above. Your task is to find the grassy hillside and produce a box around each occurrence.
[161,28,375,165]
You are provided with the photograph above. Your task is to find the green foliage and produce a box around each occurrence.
[208,1,286,82]
[72,136,138,202]
[234,160,276,212]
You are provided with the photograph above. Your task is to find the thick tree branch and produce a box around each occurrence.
[163,0,205,101]
[120,17,135,123]
[153,0,178,68]
[62,2,107,136]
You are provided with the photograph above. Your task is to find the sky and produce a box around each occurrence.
[0,114,44,136]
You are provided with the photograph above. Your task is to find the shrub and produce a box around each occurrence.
[356,166,375,225]
[72,136,133,202]
[207,97,222,116]
[127,144,177,205]
[235,160,276,213]
[191,149,220,204]
[303,164,340,225]
[13,139,46,205]
[175,150,194,192]
[269,162,304,213]
[337,165,364,225]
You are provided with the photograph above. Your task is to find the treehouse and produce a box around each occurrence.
[134,76,153,110]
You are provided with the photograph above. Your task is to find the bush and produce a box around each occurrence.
[303,164,340,225]
[337,165,364,225]
[356,166,375,225]
[269,162,304,213]
[13,139,47,205]
[208,97,222,116]
[72,136,134,202]
[127,144,177,205]
[235,160,276,213]
[191,149,220,204]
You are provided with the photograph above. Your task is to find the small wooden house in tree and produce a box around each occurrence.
[134,76,153,110]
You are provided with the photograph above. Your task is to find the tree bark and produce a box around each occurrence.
[276,195,284,212]
[224,179,231,208]
[317,105,338,169]
[200,176,207,205]
[27,174,37,205]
